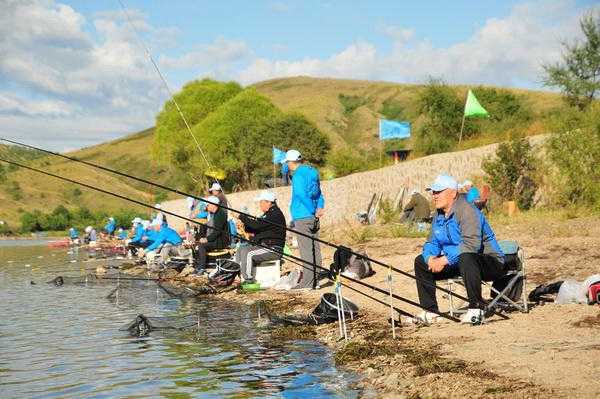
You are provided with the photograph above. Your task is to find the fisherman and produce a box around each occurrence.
[141,220,187,270]
[208,182,229,213]
[400,189,431,223]
[128,218,149,256]
[460,179,480,204]
[413,174,505,324]
[117,227,128,240]
[285,149,325,289]
[236,191,286,282]
[193,195,230,274]
[68,227,80,245]
[84,226,97,245]
[151,204,167,226]
[104,217,116,236]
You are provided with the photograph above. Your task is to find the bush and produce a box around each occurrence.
[415,79,479,155]
[482,137,538,210]
[380,98,404,120]
[326,150,365,177]
[472,86,532,131]
[338,94,368,115]
[0,221,12,236]
[546,104,600,206]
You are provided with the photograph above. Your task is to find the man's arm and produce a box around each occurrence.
[240,214,269,233]
[455,201,483,258]
[422,226,442,264]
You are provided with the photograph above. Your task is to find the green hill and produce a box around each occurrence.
[0,77,563,229]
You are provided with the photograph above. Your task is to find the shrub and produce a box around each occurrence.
[380,98,404,120]
[326,150,365,177]
[377,198,400,224]
[338,94,368,115]
[482,137,538,210]
[545,104,600,206]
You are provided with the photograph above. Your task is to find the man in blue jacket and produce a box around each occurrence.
[142,221,190,269]
[104,217,116,236]
[413,174,505,324]
[285,149,325,289]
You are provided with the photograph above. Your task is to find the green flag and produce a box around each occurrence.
[464,89,489,117]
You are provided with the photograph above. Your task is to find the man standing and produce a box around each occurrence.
[237,191,286,282]
[285,149,324,289]
[413,174,505,324]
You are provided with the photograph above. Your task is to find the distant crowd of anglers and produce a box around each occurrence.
[67,149,500,324]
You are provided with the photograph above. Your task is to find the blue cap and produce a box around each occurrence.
[426,174,458,192]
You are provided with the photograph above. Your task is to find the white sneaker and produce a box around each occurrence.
[461,308,484,324]
[413,310,441,324]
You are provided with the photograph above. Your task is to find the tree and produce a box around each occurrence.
[543,13,600,110]
[482,137,538,210]
[153,79,243,166]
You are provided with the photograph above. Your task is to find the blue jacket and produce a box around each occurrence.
[423,195,504,268]
[466,187,480,203]
[117,230,128,240]
[104,220,116,234]
[146,225,183,252]
[69,228,79,239]
[290,164,325,221]
[131,224,145,243]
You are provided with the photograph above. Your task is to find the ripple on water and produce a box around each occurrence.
[0,245,361,398]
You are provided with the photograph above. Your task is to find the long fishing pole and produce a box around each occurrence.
[0,157,461,322]
[0,137,479,310]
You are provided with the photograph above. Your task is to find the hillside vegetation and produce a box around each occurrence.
[0,77,565,229]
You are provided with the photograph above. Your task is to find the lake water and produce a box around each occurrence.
[0,241,362,398]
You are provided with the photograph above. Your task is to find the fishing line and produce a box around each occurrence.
[0,137,479,310]
[0,157,464,322]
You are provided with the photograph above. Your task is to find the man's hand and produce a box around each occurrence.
[199,237,208,244]
[138,249,145,257]
[427,256,448,273]
[315,208,325,218]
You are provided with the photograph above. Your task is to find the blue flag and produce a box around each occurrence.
[379,119,411,140]
[272,147,286,164]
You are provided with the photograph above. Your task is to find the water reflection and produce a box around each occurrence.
[0,244,361,398]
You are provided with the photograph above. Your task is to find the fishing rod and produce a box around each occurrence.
[0,138,479,311]
[0,157,462,322]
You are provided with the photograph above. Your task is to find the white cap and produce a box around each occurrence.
[254,190,277,202]
[85,226,92,233]
[141,220,150,229]
[131,217,142,225]
[284,149,302,162]
[426,174,459,192]
[460,179,473,189]
[154,203,162,209]
[206,195,220,205]
[209,182,222,192]
[109,217,115,221]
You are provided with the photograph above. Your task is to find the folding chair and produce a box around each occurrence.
[444,240,528,316]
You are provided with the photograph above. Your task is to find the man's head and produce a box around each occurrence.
[254,191,276,213]
[460,179,473,192]
[206,195,220,213]
[208,182,222,195]
[426,174,459,211]
[284,149,303,171]
[151,219,162,231]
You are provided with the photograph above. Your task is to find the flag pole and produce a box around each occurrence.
[458,91,468,144]
[272,145,277,188]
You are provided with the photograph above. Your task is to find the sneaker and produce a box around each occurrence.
[413,310,440,324]
[461,308,484,325]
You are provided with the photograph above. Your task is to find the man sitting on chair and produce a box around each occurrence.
[236,191,286,283]
[194,196,230,274]
[413,174,505,324]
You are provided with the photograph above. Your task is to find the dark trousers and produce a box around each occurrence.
[414,253,505,311]
[194,242,221,271]
[128,241,149,255]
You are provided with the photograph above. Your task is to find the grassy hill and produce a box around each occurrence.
[0,77,563,229]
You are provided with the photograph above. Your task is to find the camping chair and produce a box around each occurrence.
[444,240,528,317]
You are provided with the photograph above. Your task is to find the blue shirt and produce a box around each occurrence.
[466,187,480,203]
[117,230,128,240]
[146,225,183,252]
[104,220,116,234]
[69,228,79,239]
[131,224,145,243]
[289,164,325,221]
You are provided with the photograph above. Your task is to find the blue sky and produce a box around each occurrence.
[0,0,597,150]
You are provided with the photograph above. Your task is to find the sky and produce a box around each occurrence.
[0,0,598,151]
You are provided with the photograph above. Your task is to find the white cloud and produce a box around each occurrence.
[238,0,595,88]
[0,92,72,117]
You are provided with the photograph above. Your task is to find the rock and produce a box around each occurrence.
[95,266,107,275]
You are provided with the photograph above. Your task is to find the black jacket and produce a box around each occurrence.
[240,203,286,248]
[207,208,230,248]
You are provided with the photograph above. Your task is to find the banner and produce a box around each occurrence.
[464,90,489,117]
[379,119,411,141]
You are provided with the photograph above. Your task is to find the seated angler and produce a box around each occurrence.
[128,218,148,256]
[104,217,116,237]
[141,220,188,270]
[69,227,80,245]
[413,174,505,324]
[236,191,286,283]
[400,189,431,224]
[194,196,230,274]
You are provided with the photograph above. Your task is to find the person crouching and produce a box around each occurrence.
[140,220,187,271]
[413,174,505,324]
[236,191,286,283]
